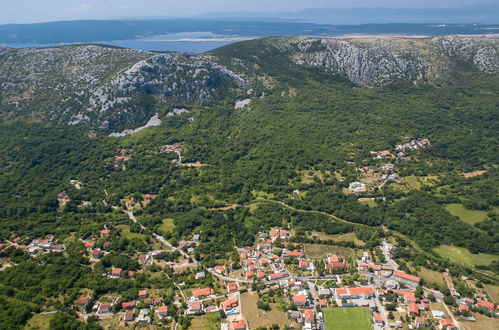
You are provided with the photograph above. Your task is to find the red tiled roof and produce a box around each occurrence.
[348,287,374,296]
[157,305,168,314]
[111,268,122,275]
[138,289,147,297]
[328,255,340,263]
[232,319,246,330]
[304,309,314,321]
[192,288,213,297]
[477,300,495,309]
[408,303,419,314]
[394,271,420,283]
[459,304,469,311]
[327,262,346,269]
[293,294,307,303]
[336,288,348,295]
[374,314,383,321]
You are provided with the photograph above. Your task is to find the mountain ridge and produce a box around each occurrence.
[0,35,498,131]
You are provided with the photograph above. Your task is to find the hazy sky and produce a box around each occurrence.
[1,0,497,24]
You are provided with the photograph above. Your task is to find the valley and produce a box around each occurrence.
[0,35,497,330]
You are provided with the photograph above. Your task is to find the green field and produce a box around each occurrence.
[159,218,175,232]
[445,203,488,225]
[24,313,54,330]
[117,225,147,240]
[303,244,359,260]
[434,245,499,266]
[323,307,372,330]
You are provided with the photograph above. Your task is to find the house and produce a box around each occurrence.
[227,282,239,293]
[124,310,134,322]
[128,271,136,279]
[144,194,152,200]
[440,319,454,329]
[153,297,163,305]
[347,287,374,299]
[349,182,367,193]
[192,288,213,298]
[415,317,426,328]
[232,319,246,330]
[196,271,206,279]
[268,272,285,281]
[432,310,446,319]
[326,262,346,271]
[328,255,340,263]
[299,259,309,269]
[77,297,90,306]
[157,305,168,317]
[98,303,111,313]
[287,250,304,258]
[245,271,255,279]
[477,300,495,309]
[408,303,419,315]
[84,241,95,249]
[138,289,148,299]
[459,304,470,312]
[374,314,384,325]
[137,309,150,323]
[102,242,111,250]
[303,309,315,323]
[122,301,136,309]
[319,299,328,308]
[143,298,152,306]
[187,302,203,314]
[110,268,122,278]
[91,249,103,259]
[222,297,239,315]
[214,265,226,274]
[394,271,420,285]
[293,294,308,307]
[100,229,110,236]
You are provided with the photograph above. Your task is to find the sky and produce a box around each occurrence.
[1,0,498,24]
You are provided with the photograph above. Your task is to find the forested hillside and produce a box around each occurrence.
[0,36,498,328]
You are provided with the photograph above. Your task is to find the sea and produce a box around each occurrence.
[1,32,240,54]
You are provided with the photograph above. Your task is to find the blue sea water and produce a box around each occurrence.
[1,32,239,53]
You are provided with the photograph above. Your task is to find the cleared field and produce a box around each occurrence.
[402,175,438,190]
[445,204,488,225]
[311,232,365,246]
[159,218,175,232]
[24,313,54,330]
[417,267,446,287]
[117,225,147,240]
[240,292,289,329]
[433,245,499,267]
[484,284,499,303]
[462,313,499,330]
[189,313,221,330]
[304,243,359,260]
[323,307,372,330]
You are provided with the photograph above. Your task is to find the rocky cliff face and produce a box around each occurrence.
[0,36,497,130]
[0,45,249,129]
[211,35,499,86]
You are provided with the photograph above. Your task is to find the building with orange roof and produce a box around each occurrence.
[408,303,419,315]
[138,289,148,298]
[477,300,495,309]
[303,309,315,322]
[293,294,308,307]
[245,271,255,279]
[373,314,384,324]
[394,270,420,285]
[110,268,122,278]
[100,229,110,236]
[232,319,246,330]
[328,255,340,263]
[440,319,454,329]
[227,282,239,293]
[192,288,213,298]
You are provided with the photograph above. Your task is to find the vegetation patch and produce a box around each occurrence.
[117,225,147,240]
[159,218,175,233]
[444,203,488,225]
[303,244,359,260]
[433,245,499,267]
[323,307,372,330]
[189,313,222,330]
[240,292,289,329]
[23,313,54,330]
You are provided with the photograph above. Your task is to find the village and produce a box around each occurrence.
[2,218,497,330]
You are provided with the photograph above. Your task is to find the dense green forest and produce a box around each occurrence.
[0,47,498,327]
